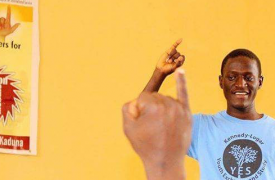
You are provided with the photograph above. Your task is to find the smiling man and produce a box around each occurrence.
[219,51,263,120]
[142,40,275,179]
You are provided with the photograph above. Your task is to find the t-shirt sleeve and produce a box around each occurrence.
[187,114,201,160]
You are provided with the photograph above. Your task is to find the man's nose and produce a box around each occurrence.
[235,76,247,88]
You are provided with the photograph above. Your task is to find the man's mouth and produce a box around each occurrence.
[232,91,249,97]
[234,92,248,95]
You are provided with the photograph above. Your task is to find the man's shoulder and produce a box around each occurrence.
[264,114,275,125]
[192,111,225,128]
[193,111,223,120]
[265,114,275,120]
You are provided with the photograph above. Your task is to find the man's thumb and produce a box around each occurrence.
[122,100,139,121]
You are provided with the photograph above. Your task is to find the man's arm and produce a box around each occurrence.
[123,69,192,180]
[143,39,185,92]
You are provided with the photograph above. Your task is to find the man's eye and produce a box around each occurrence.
[246,77,254,81]
[228,76,235,81]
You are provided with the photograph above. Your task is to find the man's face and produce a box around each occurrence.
[219,56,263,110]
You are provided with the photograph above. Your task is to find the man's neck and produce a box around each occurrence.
[226,105,263,120]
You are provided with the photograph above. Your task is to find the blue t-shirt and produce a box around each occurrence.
[188,111,275,180]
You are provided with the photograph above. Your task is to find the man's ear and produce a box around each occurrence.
[258,76,264,89]
[219,75,223,89]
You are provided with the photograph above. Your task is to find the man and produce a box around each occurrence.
[123,39,275,179]
[138,39,275,179]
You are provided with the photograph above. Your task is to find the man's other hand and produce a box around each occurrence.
[122,69,192,180]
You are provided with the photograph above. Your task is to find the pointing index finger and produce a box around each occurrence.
[171,38,183,49]
[165,38,183,61]
[175,68,190,108]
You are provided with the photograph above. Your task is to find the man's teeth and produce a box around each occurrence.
[235,92,247,95]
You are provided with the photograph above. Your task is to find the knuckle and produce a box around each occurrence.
[168,98,178,107]
[166,48,173,54]
[166,96,175,102]
[150,102,164,113]
[182,55,186,60]
[146,101,159,113]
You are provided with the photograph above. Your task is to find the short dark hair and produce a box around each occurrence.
[221,49,262,76]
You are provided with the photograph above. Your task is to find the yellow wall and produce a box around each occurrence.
[2,0,275,179]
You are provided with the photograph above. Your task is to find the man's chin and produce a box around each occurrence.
[231,103,249,110]
[227,96,253,110]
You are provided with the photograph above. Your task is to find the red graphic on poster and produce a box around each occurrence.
[0,67,22,125]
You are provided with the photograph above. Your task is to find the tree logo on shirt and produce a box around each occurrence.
[0,67,22,125]
[223,139,262,178]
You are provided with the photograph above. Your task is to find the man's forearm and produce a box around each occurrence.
[143,68,167,92]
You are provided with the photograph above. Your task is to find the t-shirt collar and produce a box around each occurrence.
[219,110,268,124]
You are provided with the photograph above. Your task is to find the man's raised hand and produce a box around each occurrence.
[156,39,185,76]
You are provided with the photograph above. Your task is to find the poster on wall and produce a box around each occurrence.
[0,0,39,155]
